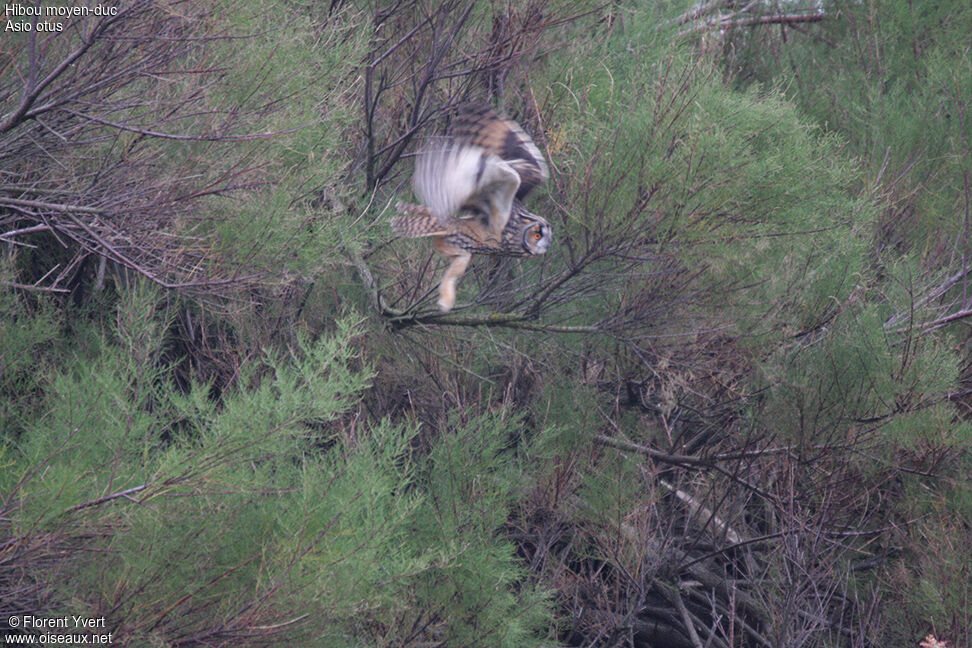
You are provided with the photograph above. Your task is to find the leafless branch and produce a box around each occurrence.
[678,7,827,37]
[66,485,148,512]
[0,1,314,306]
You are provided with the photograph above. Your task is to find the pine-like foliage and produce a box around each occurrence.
[0,286,550,647]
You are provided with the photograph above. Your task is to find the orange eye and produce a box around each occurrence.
[533,231,542,240]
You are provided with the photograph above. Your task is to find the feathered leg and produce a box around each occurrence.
[436,250,472,312]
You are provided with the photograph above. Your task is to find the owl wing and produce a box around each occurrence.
[451,104,549,201]
[413,105,548,235]
[412,137,520,232]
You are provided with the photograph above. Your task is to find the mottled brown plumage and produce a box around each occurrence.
[391,203,447,238]
[392,104,552,312]
[449,104,549,200]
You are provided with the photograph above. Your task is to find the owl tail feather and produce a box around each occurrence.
[391,202,448,238]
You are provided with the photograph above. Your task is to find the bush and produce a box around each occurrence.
[1,287,551,647]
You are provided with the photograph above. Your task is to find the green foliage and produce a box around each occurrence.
[406,416,552,648]
[879,453,972,645]
[713,3,971,641]
[541,16,872,375]
[0,277,59,439]
[2,285,551,646]
[760,301,960,444]
[671,85,868,334]
[730,0,972,259]
[201,3,367,278]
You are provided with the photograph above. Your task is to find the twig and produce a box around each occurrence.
[673,587,705,648]
[63,108,315,142]
[679,12,827,37]
[3,281,70,293]
[660,478,745,545]
[888,305,972,334]
[884,269,969,328]
[66,485,147,512]
[0,223,53,238]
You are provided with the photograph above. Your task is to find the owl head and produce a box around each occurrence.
[520,215,552,255]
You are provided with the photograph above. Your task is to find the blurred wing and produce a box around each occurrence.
[413,137,483,222]
[451,104,549,200]
[413,137,520,233]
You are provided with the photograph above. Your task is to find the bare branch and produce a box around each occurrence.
[65,485,148,513]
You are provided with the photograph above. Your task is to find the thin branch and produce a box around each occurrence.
[66,485,147,512]
[0,223,53,238]
[62,108,314,142]
[673,587,705,648]
[679,12,827,37]
[3,281,71,293]
[0,10,122,132]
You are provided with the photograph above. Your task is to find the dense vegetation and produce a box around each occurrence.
[1,1,969,646]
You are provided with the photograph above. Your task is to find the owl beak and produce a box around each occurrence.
[536,226,551,254]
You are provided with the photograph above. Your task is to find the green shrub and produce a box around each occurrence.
[1,285,552,646]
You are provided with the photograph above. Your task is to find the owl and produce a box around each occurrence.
[392,104,552,312]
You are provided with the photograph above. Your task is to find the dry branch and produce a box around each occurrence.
[678,9,827,37]
[0,1,299,305]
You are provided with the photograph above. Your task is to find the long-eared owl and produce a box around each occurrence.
[392,104,552,312]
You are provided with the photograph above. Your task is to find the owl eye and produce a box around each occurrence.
[533,230,542,240]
